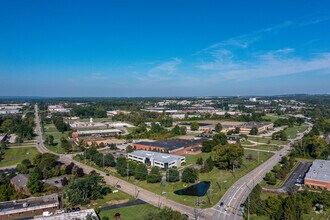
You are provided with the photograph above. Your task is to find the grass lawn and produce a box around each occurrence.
[99,203,159,220]
[243,145,282,151]
[240,140,255,146]
[248,136,290,145]
[77,150,273,208]
[303,212,330,220]
[0,147,39,167]
[284,124,308,139]
[260,162,299,188]
[262,114,286,123]
[83,189,135,209]
[43,124,71,153]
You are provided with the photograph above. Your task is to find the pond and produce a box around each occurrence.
[174,181,210,197]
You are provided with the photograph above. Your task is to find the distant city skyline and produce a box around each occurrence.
[1,0,330,97]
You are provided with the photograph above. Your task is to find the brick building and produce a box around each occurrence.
[133,139,202,155]
[304,159,330,190]
[0,194,59,219]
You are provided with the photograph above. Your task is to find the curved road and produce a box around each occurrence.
[35,105,312,220]
[212,121,313,220]
[34,105,199,219]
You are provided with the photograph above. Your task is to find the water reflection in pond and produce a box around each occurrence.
[174,181,210,196]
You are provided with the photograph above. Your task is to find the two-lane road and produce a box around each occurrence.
[34,105,198,219]
[212,122,313,220]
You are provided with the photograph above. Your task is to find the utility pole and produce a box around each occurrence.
[248,192,250,220]
[127,162,129,180]
[194,197,200,220]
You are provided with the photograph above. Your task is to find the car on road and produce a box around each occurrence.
[116,184,121,188]
[224,206,228,211]
[220,202,224,206]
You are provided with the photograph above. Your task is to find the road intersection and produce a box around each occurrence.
[34,105,312,220]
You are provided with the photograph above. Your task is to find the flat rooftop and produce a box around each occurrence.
[240,122,273,128]
[305,159,330,183]
[129,150,184,163]
[74,129,121,135]
[135,139,202,151]
[0,194,59,213]
[34,208,98,220]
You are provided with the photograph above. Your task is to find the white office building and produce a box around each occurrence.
[128,150,185,169]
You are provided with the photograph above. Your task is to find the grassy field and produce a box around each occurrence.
[248,136,290,145]
[0,147,39,167]
[99,203,159,220]
[260,162,298,188]
[284,124,308,139]
[76,150,273,208]
[83,189,135,209]
[43,124,70,153]
[262,114,286,123]
[243,144,282,151]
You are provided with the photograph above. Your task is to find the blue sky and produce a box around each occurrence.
[0,0,329,97]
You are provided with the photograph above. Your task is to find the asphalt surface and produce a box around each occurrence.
[211,122,313,220]
[34,105,200,219]
[262,161,311,194]
[34,105,312,220]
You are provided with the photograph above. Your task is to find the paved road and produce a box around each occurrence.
[262,161,311,194]
[0,164,18,170]
[212,122,313,220]
[34,105,199,219]
[35,104,312,220]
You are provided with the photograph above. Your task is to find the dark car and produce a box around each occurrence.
[220,202,224,206]
[71,208,76,212]
[76,207,80,211]
[116,185,121,188]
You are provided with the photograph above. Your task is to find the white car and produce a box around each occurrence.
[43,211,53,217]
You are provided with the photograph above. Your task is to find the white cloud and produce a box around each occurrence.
[137,58,182,81]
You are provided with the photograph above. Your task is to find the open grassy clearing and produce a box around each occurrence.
[243,144,282,151]
[261,114,286,123]
[284,124,308,139]
[248,136,290,145]
[260,162,299,188]
[75,150,273,208]
[99,203,159,220]
[43,124,71,153]
[0,147,39,167]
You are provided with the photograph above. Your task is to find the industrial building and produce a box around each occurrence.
[128,150,185,169]
[71,129,122,138]
[133,139,202,155]
[34,209,98,220]
[0,194,59,219]
[239,122,273,134]
[304,159,330,190]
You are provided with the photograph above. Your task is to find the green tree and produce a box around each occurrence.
[135,163,148,180]
[249,127,258,135]
[212,143,244,170]
[64,171,106,206]
[27,167,43,194]
[147,167,161,183]
[144,207,188,220]
[104,154,116,167]
[215,123,223,133]
[116,157,127,177]
[126,145,133,153]
[166,168,179,182]
[190,121,199,131]
[181,167,199,183]
[196,157,204,165]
